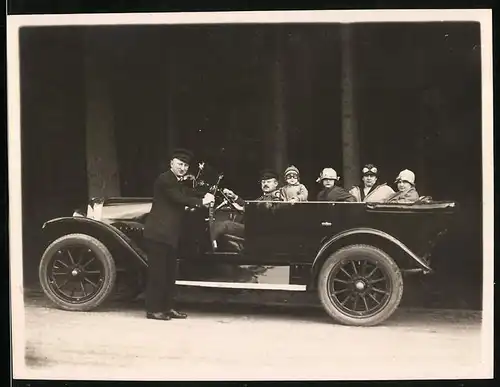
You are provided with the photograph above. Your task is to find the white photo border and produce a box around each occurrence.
[7,9,493,380]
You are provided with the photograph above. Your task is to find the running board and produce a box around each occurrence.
[175,280,307,291]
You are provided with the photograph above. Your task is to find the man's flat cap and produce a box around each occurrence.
[260,169,279,181]
[171,148,194,164]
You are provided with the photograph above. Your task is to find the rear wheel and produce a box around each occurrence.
[317,244,403,326]
[39,233,116,311]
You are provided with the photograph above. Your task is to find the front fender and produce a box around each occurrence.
[42,217,147,268]
[312,227,432,274]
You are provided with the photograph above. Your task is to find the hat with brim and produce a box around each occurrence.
[260,169,279,181]
[395,169,415,185]
[395,178,414,186]
[171,148,194,164]
[316,168,340,182]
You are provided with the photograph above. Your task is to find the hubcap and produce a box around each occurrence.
[355,280,365,291]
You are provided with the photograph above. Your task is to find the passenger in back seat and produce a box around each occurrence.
[316,168,356,202]
[385,169,420,203]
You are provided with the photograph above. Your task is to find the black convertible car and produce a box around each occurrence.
[38,168,457,326]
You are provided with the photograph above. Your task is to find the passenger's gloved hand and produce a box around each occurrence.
[202,193,215,206]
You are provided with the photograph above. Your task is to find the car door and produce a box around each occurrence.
[244,201,359,263]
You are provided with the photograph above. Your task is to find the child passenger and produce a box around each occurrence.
[280,165,308,202]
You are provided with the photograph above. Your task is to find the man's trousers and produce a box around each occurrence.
[145,238,178,313]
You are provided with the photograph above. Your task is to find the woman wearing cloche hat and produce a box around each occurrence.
[385,169,420,203]
[316,167,356,202]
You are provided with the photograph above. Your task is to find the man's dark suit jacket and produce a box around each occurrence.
[144,170,203,247]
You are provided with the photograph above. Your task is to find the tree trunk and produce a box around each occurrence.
[414,41,428,194]
[272,28,288,176]
[84,30,121,199]
[166,50,177,158]
[340,24,360,189]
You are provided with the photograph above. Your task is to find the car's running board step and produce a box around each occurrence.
[175,280,307,291]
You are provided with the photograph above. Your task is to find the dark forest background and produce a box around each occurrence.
[19,22,483,308]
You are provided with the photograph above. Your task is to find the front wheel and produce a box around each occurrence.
[39,233,116,311]
[317,244,403,326]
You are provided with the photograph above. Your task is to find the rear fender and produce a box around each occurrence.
[310,227,432,287]
[42,217,148,269]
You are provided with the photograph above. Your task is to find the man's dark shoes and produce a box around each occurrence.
[146,311,171,321]
[168,309,188,319]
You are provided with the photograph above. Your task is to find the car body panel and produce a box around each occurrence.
[41,196,456,290]
[244,200,455,266]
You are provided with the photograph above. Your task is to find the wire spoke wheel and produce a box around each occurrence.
[327,259,392,319]
[47,246,105,304]
[39,234,116,311]
[318,244,403,326]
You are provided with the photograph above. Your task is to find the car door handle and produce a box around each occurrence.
[321,222,332,226]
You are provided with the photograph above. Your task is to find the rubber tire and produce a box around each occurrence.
[39,233,116,311]
[317,244,403,327]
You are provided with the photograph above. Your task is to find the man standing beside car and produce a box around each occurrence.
[143,148,215,321]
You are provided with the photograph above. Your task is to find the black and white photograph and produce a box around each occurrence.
[7,9,493,381]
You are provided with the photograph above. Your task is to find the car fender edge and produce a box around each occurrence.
[42,217,148,267]
[312,227,432,273]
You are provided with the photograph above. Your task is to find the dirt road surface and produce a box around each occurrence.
[20,292,486,381]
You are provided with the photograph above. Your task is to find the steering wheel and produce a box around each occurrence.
[214,188,244,214]
[182,168,243,215]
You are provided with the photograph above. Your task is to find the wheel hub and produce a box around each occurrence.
[71,267,81,277]
[354,280,366,291]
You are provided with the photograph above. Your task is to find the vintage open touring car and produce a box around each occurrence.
[38,166,457,326]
